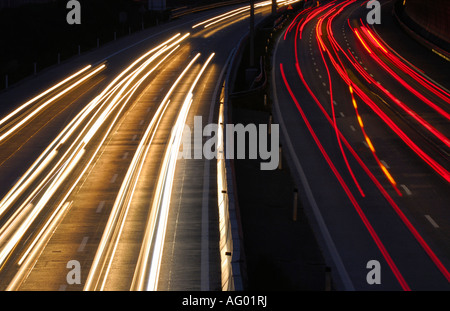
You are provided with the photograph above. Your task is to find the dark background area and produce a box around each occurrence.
[0,0,238,90]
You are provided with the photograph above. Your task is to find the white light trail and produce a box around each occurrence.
[130,52,215,291]
[0,65,92,127]
[0,33,189,274]
[0,65,105,143]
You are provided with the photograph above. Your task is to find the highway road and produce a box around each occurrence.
[272,0,450,290]
[0,0,301,291]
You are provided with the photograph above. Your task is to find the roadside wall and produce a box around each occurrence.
[394,0,450,55]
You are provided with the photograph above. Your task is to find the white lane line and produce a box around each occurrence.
[339,112,345,118]
[400,184,412,195]
[147,107,152,112]
[350,125,356,131]
[139,119,145,126]
[318,74,322,79]
[425,215,439,228]
[132,134,138,141]
[380,160,389,169]
[333,100,338,106]
[122,151,129,160]
[110,173,118,184]
[78,236,89,252]
[96,201,105,213]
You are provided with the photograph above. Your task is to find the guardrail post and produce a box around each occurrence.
[278,144,282,170]
[325,266,332,291]
[249,0,255,68]
[293,188,298,221]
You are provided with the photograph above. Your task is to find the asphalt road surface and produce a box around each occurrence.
[272,0,450,290]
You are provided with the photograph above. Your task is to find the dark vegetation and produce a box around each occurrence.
[0,0,237,90]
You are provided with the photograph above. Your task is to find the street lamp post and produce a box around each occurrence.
[246,0,258,85]
[250,0,255,68]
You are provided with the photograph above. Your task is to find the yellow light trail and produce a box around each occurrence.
[192,1,301,29]
[129,52,202,291]
[348,86,399,191]
[7,201,72,291]
[131,52,215,291]
[0,33,187,218]
[83,45,183,291]
[0,33,189,274]
[203,7,250,29]
[192,6,249,29]
[0,147,84,268]
[0,65,92,127]
[0,64,106,144]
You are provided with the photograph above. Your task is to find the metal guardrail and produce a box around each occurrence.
[217,31,250,291]
[217,9,280,291]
